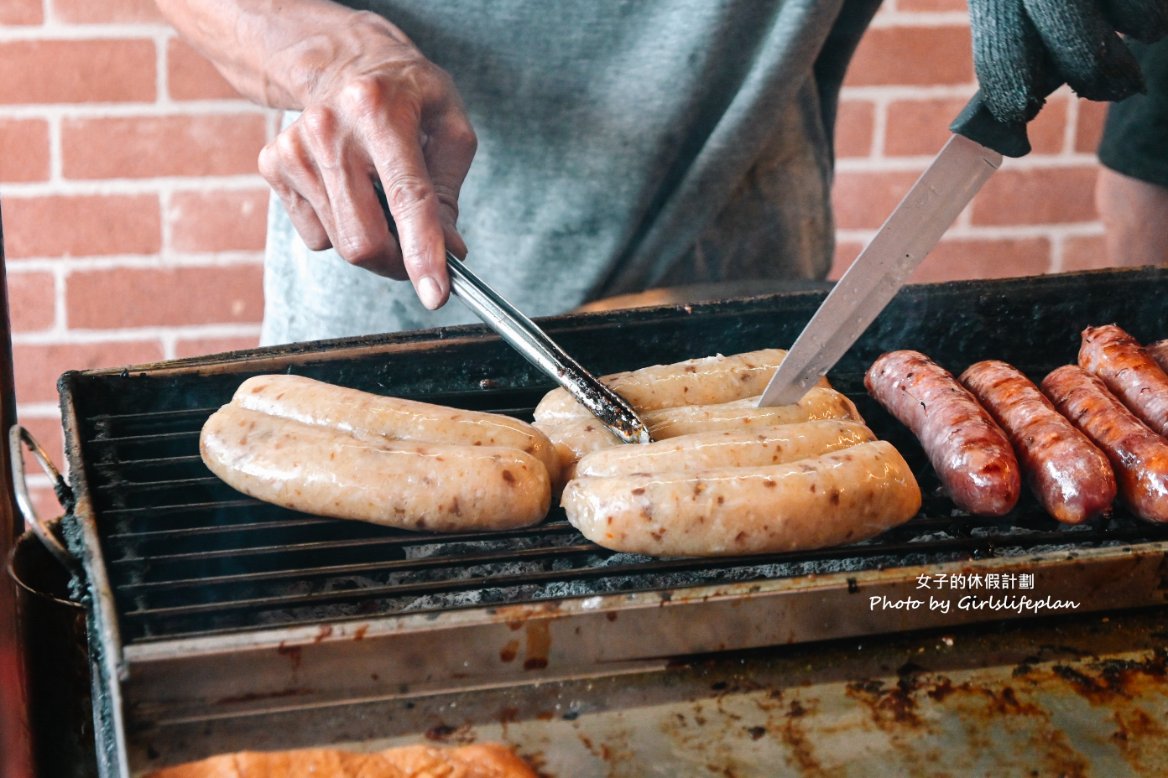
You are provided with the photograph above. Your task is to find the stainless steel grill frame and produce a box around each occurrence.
[57,268,1168,776]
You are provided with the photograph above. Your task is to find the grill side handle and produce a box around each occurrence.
[8,425,77,573]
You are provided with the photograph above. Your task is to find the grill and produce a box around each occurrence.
[57,267,1168,776]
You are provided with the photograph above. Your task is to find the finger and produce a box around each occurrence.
[1024,0,1145,101]
[324,162,406,278]
[421,107,477,260]
[290,102,409,277]
[368,114,450,310]
[969,0,1051,124]
[1100,0,1168,43]
[258,133,333,252]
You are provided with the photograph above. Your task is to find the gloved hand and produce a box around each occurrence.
[953,0,1168,156]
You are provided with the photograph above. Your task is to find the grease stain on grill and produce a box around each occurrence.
[214,687,308,706]
[523,620,551,670]
[423,722,475,744]
[275,642,301,670]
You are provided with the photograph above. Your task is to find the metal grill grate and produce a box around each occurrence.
[83,397,1168,645]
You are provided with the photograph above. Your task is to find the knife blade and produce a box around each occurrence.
[374,183,652,444]
[758,132,1003,407]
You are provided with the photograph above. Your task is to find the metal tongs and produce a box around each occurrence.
[375,184,651,444]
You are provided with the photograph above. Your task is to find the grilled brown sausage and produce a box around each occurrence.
[960,360,1116,524]
[1079,324,1168,438]
[1041,365,1168,523]
[865,350,1021,516]
[1145,338,1168,377]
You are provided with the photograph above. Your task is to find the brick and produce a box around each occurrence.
[1062,234,1109,272]
[167,39,242,101]
[28,485,70,527]
[62,114,267,179]
[1074,99,1108,154]
[834,99,874,159]
[53,0,164,23]
[0,0,42,25]
[3,194,161,258]
[13,415,66,482]
[827,239,866,280]
[1024,93,1069,156]
[66,264,264,329]
[5,270,56,332]
[844,26,972,87]
[908,237,1052,283]
[10,409,74,523]
[169,189,269,252]
[884,97,969,157]
[830,235,1053,283]
[174,335,262,359]
[971,167,1099,225]
[0,40,155,105]
[12,341,165,404]
[831,170,920,231]
[0,118,50,183]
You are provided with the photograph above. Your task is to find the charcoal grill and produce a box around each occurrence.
[50,267,1168,776]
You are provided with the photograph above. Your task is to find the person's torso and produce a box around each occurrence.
[264,0,859,343]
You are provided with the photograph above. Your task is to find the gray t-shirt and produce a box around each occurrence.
[261,0,879,344]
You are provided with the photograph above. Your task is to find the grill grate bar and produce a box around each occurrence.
[116,540,602,593]
[72,375,1168,636]
[107,525,578,566]
[113,521,1147,623]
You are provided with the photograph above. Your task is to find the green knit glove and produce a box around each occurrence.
[954,0,1168,156]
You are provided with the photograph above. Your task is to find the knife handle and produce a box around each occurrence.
[951,74,1064,159]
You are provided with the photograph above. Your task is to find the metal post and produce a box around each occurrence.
[0,200,34,778]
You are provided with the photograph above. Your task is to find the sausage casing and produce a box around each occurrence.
[960,360,1116,524]
[1078,324,1168,438]
[865,350,1021,516]
[1147,339,1168,375]
[575,419,875,478]
[1041,364,1168,523]
[233,374,560,485]
[532,348,828,422]
[536,387,863,477]
[201,404,551,532]
[563,440,920,556]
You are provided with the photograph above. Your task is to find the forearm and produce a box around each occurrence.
[153,0,407,109]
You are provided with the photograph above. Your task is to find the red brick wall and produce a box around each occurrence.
[2,1,1111,514]
[832,1,1108,281]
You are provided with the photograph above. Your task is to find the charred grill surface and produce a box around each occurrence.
[84,398,1168,644]
[60,269,1168,646]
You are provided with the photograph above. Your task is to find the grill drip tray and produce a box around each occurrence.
[57,268,1168,776]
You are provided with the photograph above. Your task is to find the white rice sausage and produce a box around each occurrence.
[562,440,921,556]
[536,387,864,477]
[233,374,560,485]
[575,420,876,478]
[201,404,551,532]
[532,348,829,422]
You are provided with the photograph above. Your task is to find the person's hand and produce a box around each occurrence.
[257,12,476,309]
[959,0,1168,156]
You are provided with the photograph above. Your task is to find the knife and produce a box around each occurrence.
[374,184,652,444]
[758,94,1012,407]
